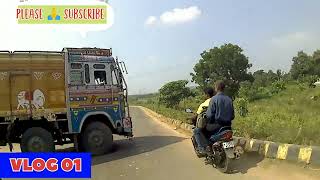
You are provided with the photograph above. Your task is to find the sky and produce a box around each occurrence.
[1,0,320,94]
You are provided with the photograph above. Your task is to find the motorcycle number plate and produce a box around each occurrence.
[222,141,235,149]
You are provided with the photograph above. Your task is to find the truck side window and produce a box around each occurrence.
[71,63,82,69]
[84,64,90,84]
[93,64,105,69]
[94,71,107,85]
[70,71,83,85]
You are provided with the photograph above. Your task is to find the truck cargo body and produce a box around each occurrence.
[0,48,132,154]
[0,51,65,121]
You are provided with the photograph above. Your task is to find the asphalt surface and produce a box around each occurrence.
[2,106,320,180]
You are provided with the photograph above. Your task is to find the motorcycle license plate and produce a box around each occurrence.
[222,141,235,149]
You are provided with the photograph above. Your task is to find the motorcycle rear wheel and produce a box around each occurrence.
[191,136,202,158]
[216,151,231,173]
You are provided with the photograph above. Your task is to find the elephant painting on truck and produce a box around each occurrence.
[0,48,133,155]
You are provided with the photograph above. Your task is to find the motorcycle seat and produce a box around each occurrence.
[209,126,232,142]
[216,126,232,133]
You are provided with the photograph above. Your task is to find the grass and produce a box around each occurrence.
[234,83,320,145]
[129,82,320,146]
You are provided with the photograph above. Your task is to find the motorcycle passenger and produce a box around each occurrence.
[206,80,235,142]
[192,87,215,154]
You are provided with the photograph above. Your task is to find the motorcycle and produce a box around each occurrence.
[185,108,243,173]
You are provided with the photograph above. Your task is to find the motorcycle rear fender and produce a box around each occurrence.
[224,148,235,159]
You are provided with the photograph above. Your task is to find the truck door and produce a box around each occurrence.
[10,73,32,118]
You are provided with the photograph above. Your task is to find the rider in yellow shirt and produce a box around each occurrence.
[190,87,215,125]
[192,87,215,155]
[196,98,211,114]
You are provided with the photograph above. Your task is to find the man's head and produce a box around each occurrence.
[204,87,215,99]
[215,80,225,93]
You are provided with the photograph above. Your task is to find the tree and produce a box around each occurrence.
[289,50,320,80]
[252,69,278,87]
[191,43,253,98]
[158,80,192,107]
[312,50,320,76]
[252,70,268,87]
[276,69,283,80]
[290,51,313,79]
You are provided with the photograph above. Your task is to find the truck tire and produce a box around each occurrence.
[21,127,55,152]
[81,122,113,156]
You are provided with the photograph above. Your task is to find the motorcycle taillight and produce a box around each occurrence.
[223,131,233,140]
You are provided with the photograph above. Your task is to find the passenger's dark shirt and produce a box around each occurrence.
[206,92,235,125]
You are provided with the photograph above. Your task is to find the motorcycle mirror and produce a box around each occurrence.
[185,108,193,113]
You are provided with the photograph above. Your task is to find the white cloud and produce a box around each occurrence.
[145,6,201,26]
[269,31,320,56]
[160,6,201,25]
[145,16,157,26]
[270,32,311,47]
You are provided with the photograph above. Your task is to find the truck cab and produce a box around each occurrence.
[65,48,132,135]
[65,48,132,155]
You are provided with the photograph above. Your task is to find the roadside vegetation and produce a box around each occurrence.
[130,43,320,146]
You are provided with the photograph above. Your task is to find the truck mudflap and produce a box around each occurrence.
[122,117,133,137]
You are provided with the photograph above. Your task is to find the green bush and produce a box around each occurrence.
[269,80,286,95]
[238,81,270,101]
[238,81,252,99]
[234,98,249,117]
[298,83,306,91]
[298,75,319,88]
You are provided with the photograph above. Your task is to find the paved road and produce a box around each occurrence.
[3,107,320,180]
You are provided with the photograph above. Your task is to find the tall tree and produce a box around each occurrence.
[158,80,192,107]
[290,51,313,79]
[312,50,320,76]
[253,70,268,87]
[191,43,253,98]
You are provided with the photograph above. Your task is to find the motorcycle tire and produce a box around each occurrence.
[216,150,231,173]
[191,136,202,158]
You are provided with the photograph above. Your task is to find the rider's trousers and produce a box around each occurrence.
[193,128,208,149]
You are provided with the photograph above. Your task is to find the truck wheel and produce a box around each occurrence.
[21,127,55,152]
[81,122,113,156]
